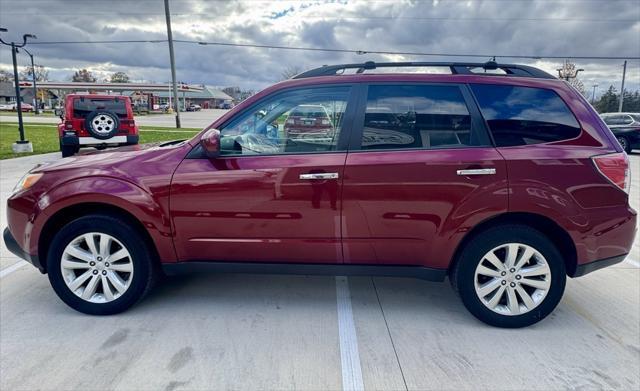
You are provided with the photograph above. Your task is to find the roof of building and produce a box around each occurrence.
[0,82,17,97]
[150,85,233,100]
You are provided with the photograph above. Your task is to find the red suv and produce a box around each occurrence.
[57,94,139,157]
[5,62,636,327]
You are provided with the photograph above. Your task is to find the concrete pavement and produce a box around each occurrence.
[1,152,638,390]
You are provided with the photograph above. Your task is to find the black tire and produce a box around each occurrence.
[451,225,566,328]
[616,136,632,154]
[84,111,120,140]
[47,214,156,315]
[60,142,79,158]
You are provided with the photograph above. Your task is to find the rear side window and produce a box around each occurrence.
[360,85,486,150]
[73,98,127,119]
[471,84,581,147]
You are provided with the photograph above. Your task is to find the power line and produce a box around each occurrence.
[26,39,640,61]
[1,12,638,22]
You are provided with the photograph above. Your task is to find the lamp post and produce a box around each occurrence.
[19,47,39,115]
[0,28,37,152]
[591,84,598,104]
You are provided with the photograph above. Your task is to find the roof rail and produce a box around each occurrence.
[292,61,556,80]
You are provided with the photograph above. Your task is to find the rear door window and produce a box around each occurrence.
[470,84,581,147]
[359,84,488,150]
[73,98,128,119]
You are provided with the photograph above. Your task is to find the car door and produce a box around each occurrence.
[341,83,508,268]
[171,85,356,264]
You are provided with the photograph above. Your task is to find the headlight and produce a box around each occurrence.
[13,173,43,194]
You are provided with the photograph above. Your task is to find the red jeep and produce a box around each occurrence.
[57,94,139,157]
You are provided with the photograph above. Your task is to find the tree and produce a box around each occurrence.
[71,69,97,82]
[110,71,130,83]
[592,86,640,113]
[0,69,13,82]
[19,64,49,82]
[280,65,302,80]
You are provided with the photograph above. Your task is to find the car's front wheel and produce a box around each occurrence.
[452,225,566,328]
[47,214,156,315]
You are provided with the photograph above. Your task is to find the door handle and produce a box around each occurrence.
[299,172,339,180]
[456,168,496,176]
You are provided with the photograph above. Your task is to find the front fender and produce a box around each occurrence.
[30,176,176,262]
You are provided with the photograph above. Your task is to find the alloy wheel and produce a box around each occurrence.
[474,243,551,316]
[60,232,134,303]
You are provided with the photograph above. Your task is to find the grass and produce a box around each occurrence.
[0,123,201,160]
[0,111,57,117]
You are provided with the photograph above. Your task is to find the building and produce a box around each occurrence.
[151,85,233,109]
[0,81,59,108]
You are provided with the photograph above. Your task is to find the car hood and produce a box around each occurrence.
[32,141,190,174]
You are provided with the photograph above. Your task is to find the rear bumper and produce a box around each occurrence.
[572,253,627,277]
[61,135,139,146]
[3,228,44,273]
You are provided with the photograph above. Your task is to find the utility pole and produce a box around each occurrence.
[618,60,627,113]
[164,0,181,128]
[21,47,39,115]
[0,28,37,153]
[591,84,598,104]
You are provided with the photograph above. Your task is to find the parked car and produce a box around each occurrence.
[218,102,233,109]
[186,103,202,112]
[600,112,640,153]
[4,61,636,328]
[55,94,139,157]
[0,102,33,112]
[284,104,335,142]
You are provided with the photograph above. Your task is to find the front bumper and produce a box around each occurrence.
[61,135,139,146]
[3,227,44,273]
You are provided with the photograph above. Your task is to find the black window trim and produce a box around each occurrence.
[346,81,494,153]
[187,83,358,159]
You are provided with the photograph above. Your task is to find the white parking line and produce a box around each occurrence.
[624,258,640,268]
[0,260,28,279]
[335,276,364,391]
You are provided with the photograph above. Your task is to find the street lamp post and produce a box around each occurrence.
[591,84,598,104]
[0,28,37,153]
[20,47,39,115]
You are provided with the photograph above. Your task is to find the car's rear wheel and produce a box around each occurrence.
[616,136,631,154]
[47,214,155,315]
[451,225,566,328]
[60,142,79,158]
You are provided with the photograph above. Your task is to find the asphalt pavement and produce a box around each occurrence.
[1,150,638,390]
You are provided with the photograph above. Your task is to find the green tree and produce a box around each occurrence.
[71,69,97,82]
[593,86,640,113]
[110,71,130,83]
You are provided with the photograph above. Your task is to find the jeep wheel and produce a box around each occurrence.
[60,143,79,158]
[85,111,120,140]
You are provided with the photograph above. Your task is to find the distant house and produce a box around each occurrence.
[0,82,17,104]
[0,81,59,108]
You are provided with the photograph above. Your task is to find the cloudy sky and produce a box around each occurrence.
[0,0,639,96]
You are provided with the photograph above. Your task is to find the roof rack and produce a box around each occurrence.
[292,60,556,80]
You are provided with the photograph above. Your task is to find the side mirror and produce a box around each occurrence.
[54,108,63,118]
[200,128,221,158]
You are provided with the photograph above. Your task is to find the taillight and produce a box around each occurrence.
[592,152,630,194]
